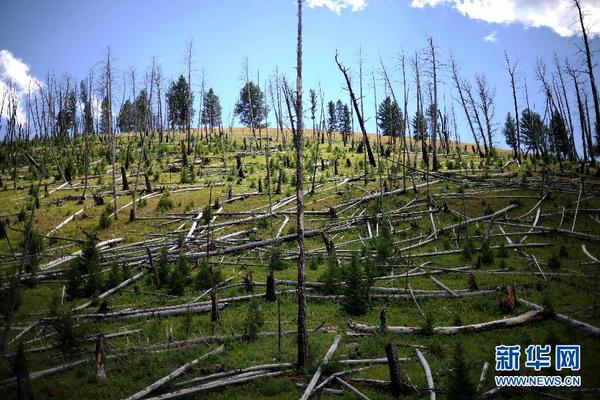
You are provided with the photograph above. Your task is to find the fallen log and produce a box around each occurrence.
[142,370,293,400]
[174,363,292,388]
[124,344,225,400]
[517,298,600,338]
[347,309,551,335]
[415,349,436,400]
[335,377,371,400]
[300,335,341,400]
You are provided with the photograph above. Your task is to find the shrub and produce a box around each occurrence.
[98,209,112,230]
[242,299,264,340]
[496,243,509,258]
[479,240,494,264]
[53,309,84,353]
[168,255,191,295]
[156,190,175,213]
[420,313,435,336]
[547,253,561,270]
[462,240,473,260]
[157,247,170,285]
[195,259,223,290]
[558,244,569,258]
[268,245,287,271]
[319,256,343,295]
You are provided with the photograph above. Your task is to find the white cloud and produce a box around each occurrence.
[0,50,41,124]
[307,0,368,14]
[483,30,498,43]
[410,0,600,37]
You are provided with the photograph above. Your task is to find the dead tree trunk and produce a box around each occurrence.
[266,271,276,302]
[575,0,600,150]
[335,52,376,168]
[451,57,482,156]
[504,52,521,161]
[244,271,254,294]
[121,166,129,191]
[295,0,308,369]
[235,155,245,179]
[386,342,410,396]
[210,288,219,325]
[144,173,152,193]
[95,334,107,379]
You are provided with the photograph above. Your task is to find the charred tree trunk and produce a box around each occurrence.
[266,271,276,302]
[386,342,411,396]
[121,166,129,191]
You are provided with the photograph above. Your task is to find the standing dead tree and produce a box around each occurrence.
[574,0,599,150]
[450,56,482,157]
[334,52,377,168]
[565,60,592,164]
[426,36,439,171]
[476,74,495,155]
[295,0,308,369]
[504,52,521,161]
[104,48,118,219]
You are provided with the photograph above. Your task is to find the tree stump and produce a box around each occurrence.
[95,334,107,379]
[144,173,152,192]
[266,271,276,302]
[244,271,254,294]
[211,287,220,325]
[468,273,478,291]
[386,342,411,396]
[236,155,245,179]
[121,166,129,191]
[379,306,388,333]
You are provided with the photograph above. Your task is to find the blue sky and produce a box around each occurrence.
[1,0,599,150]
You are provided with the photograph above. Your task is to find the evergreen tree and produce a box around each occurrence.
[66,233,102,299]
[377,96,403,137]
[343,254,369,316]
[80,80,94,135]
[412,110,428,142]
[166,75,194,131]
[99,96,111,135]
[117,100,135,133]
[549,111,570,157]
[134,88,150,132]
[327,100,337,136]
[446,342,476,400]
[234,81,266,130]
[20,222,44,276]
[65,89,78,133]
[502,112,518,158]
[520,108,545,156]
[201,88,223,132]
